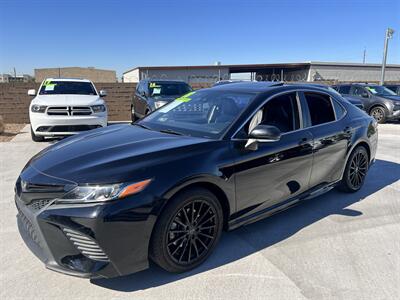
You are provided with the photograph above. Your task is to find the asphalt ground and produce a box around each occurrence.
[0,123,399,299]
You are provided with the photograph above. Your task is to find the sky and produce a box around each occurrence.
[0,0,399,78]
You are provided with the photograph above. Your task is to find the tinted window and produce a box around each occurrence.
[235,92,300,138]
[365,85,396,96]
[304,92,335,126]
[332,99,346,119]
[39,81,97,95]
[385,85,397,93]
[140,90,254,138]
[137,82,145,94]
[260,93,300,133]
[339,85,351,94]
[148,82,192,98]
[353,86,367,96]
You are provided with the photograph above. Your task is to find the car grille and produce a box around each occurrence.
[17,206,42,247]
[47,106,92,116]
[62,228,109,262]
[36,125,102,133]
[27,199,52,211]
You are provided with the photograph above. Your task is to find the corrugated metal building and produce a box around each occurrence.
[123,61,400,84]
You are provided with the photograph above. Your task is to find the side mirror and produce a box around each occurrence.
[249,125,281,142]
[99,90,107,97]
[361,92,369,98]
[141,91,147,97]
[28,89,36,96]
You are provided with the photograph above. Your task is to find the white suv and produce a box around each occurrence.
[28,78,108,141]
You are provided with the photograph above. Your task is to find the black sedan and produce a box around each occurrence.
[15,82,378,278]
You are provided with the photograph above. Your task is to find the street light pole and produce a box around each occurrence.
[380,28,395,85]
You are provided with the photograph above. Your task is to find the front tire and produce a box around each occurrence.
[150,188,223,273]
[30,126,44,142]
[337,146,369,193]
[370,106,386,124]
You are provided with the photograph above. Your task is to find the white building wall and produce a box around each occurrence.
[122,69,140,83]
[310,65,400,82]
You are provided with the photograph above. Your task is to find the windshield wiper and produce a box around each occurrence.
[159,129,184,136]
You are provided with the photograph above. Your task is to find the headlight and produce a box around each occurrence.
[155,101,168,109]
[31,105,47,113]
[91,105,106,113]
[56,179,152,204]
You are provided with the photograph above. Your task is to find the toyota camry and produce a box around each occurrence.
[15,82,378,278]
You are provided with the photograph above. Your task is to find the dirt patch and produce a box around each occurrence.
[0,124,26,142]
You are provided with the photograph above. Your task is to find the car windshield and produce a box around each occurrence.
[39,80,97,95]
[148,82,192,99]
[365,85,396,96]
[138,89,255,139]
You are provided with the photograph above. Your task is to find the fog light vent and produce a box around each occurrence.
[62,228,109,262]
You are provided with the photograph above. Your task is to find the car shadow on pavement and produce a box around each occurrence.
[92,158,399,292]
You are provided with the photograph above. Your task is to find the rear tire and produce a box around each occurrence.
[30,126,45,142]
[337,146,369,193]
[149,187,223,273]
[369,106,386,124]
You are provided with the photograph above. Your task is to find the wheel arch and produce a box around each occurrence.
[158,179,232,230]
[355,141,371,162]
[368,103,388,115]
[340,138,372,180]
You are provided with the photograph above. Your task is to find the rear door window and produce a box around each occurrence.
[303,92,336,126]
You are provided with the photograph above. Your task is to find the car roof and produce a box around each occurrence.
[334,83,378,86]
[44,78,92,82]
[209,81,339,95]
[210,81,285,93]
[141,79,187,84]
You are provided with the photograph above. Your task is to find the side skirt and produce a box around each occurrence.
[228,181,339,231]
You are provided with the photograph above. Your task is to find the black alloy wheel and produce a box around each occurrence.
[348,151,368,189]
[167,200,217,265]
[150,188,223,273]
[338,146,369,193]
[370,106,386,123]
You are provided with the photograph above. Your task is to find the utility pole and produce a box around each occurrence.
[380,28,395,85]
[363,47,366,64]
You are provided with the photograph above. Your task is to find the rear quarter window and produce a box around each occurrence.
[304,92,336,126]
[332,99,346,120]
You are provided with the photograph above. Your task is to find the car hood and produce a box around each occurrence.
[32,95,104,106]
[26,124,212,184]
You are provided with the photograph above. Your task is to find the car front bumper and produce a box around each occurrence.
[15,183,157,279]
[30,113,108,136]
[387,109,400,120]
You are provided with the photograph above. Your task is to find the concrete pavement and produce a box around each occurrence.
[0,124,399,299]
